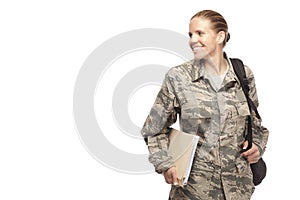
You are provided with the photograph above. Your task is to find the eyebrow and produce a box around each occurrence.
[188,30,205,35]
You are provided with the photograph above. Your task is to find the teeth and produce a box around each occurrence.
[193,46,202,51]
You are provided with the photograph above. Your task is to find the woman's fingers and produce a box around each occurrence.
[163,167,179,185]
[241,142,260,163]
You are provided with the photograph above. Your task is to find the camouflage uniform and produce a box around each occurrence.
[141,55,269,200]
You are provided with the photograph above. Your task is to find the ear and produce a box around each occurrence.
[216,31,226,45]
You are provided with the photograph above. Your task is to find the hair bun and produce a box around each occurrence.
[226,32,230,42]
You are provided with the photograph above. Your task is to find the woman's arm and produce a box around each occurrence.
[141,71,180,173]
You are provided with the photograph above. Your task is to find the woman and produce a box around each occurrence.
[141,10,269,199]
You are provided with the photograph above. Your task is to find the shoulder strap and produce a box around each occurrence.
[230,58,261,119]
[230,58,256,150]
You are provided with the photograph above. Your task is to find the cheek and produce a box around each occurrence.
[201,37,209,45]
[208,37,218,45]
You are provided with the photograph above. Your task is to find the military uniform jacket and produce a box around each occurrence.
[141,56,269,200]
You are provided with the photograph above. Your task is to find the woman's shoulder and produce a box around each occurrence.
[243,64,255,80]
[229,56,255,79]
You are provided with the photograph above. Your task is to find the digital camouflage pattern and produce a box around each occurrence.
[141,56,269,200]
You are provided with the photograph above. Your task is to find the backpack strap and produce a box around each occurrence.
[230,58,261,119]
[230,58,256,150]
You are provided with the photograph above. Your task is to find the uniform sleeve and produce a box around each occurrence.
[140,71,180,173]
[245,65,269,156]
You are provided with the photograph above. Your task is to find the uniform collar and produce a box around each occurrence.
[223,59,239,88]
[191,52,239,85]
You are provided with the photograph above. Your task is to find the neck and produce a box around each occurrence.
[203,52,227,75]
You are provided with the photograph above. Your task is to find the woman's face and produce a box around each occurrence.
[189,17,222,60]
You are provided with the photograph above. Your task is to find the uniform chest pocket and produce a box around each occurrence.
[180,106,212,135]
[224,99,250,137]
[235,90,250,117]
[227,89,251,118]
[235,101,250,117]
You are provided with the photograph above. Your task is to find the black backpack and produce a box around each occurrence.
[230,58,267,186]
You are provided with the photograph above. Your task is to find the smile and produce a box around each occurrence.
[192,45,203,51]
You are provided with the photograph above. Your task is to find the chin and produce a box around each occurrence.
[194,55,206,60]
[193,48,210,60]
[194,53,207,61]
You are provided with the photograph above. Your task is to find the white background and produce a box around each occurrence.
[1,0,299,199]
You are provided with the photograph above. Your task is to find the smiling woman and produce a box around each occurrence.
[188,10,230,70]
[141,9,269,200]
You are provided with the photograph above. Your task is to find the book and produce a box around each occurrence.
[168,129,199,187]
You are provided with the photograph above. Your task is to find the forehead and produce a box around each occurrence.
[189,17,212,31]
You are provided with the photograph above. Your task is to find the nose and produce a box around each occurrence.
[190,34,198,44]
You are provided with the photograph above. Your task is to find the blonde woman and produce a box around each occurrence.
[141,10,269,199]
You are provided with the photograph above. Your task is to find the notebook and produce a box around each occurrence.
[168,129,199,187]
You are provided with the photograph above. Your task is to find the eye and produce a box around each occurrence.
[197,31,203,36]
[188,31,204,38]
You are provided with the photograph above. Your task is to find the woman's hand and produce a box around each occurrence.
[163,166,179,185]
[241,141,260,164]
